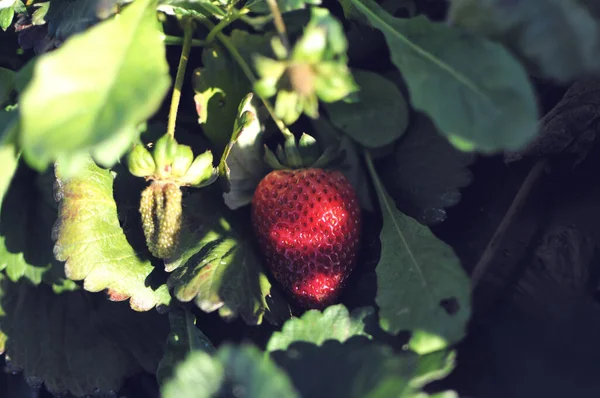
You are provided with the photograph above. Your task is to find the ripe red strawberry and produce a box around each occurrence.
[252,167,361,309]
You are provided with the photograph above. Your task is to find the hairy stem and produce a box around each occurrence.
[166,18,194,139]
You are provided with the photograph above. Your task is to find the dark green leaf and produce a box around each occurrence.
[53,156,172,311]
[324,69,409,148]
[0,160,77,291]
[267,304,374,351]
[157,307,214,387]
[448,0,600,82]
[310,117,374,211]
[161,344,300,398]
[246,0,321,14]
[193,30,271,151]
[0,277,169,396]
[165,191,290,325]
[272,337,455,398]
[18,0,171,177]
[377,112,474,226]
[41,0,108,40]
[367,156,471,354]
[0,67,14,104]
[351,0,539,153]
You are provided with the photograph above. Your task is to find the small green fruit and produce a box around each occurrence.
[127,144,156,177]
[140,181,182,259]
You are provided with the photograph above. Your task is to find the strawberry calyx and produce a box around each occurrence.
[126,134,218,188]
[263,130,343,172]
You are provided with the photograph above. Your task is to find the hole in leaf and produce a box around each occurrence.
[439,297,459,315]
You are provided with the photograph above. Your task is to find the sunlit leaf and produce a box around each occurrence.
[18,0,171,177]
[267,304,374,351]
[53,156,171,311]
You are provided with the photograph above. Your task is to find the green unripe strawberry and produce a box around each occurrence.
[180,151,217,187]
[171,145,195,178]
[153,135,179,178]
[140,181,182,259]
[127,144,156,178]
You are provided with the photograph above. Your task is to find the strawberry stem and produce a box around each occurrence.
[265,0,291,55]
[205,8,250,44]
[166,17,194,139]
[162,34,205,47]
[197,18,295,140]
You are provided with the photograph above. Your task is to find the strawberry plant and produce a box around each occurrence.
[0,0,599,397]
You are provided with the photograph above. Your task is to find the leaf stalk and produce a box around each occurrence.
[198,17,294,138]
[265,0,291,54]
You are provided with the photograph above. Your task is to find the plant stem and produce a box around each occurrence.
[266,0,291,54]
[166,18,194,139]
[205,8,250,44]
[162,34,205,47]
[198,18,293,138]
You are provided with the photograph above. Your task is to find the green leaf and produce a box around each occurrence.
[448,0,600,82]
[267,304,374,352]
[53,156,171,311]
[0,1,15,31]
[0,160,77,291]
[323,69,409,148]
[220,93,269,209]
[351,0,539,153]
[158,0,226,19]
[0,67,14,104]
[246,0,321,14]
[377,111,474,226]
[41,0,112,41]
[31,2,49,25]
[19,0,171,177]
[272,337,455,398]
[0,110,19,204]
[165,191,290,325]
[0,277,169,396]
[194,30,271,151]
[218,93,264,195]
[157,307,214,387]
[161,344,300,398]
[366,155,471,354]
